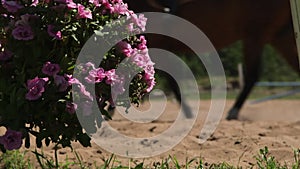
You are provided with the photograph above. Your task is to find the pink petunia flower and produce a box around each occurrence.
[55,0,76,8]
[66,74,80,84]
[12,14,38,40]
[31,0,38,6]
[144,62,155,75]
[126,23,135,32]
[0,129,22,150]
[77,4,92,19]
[89,0,100,7]
[25,77,48,100]
[1,0,23,13]
[12,25,34,40]
[65,101,77,114]
[101,0,119,14]
[116,41,133,57]
[144,62,155,92]
[66,0,76,9]
[42,61,60,76]
[137,36,147,51]
[111,2,129,15]
[145,77,155,92]
[131,52,148,68]
[105,69,118,85]
[54,75,69,92]
[47,25,62,40]
[85,67,106,84]
[130,14,147,32]
[68,76,93,101]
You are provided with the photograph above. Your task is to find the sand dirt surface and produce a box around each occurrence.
[12,99,300,168]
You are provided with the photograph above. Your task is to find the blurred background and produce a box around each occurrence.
[154,41,300,100]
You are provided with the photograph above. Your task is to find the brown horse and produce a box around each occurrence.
[124,0,300,120]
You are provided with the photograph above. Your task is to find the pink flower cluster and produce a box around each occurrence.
[116,36,156,92]
[127,14,147,33]
[1,0,147,43]
[66,36,155,113]
[68,75,93,101]
[42,62,70,92]
[91,0,130,15]
[25,62,79,115]
[78,62,125,98]
[25,62,72,100]
[77,4,92,19]
[42,61,60,76]
[85,67,121,86]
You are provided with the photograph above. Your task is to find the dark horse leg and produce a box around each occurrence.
[227,23,300,120]
[156,69,194,118]
[226,38,264,120]
[270,24,299,72]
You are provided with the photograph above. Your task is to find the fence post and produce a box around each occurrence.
[290,0,300,68]
[238,63,244,90]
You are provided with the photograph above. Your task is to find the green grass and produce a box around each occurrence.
[32,149,80,169]
[1,147,300,169]
[86,147,300,169]
[0,150,33,169]
[254,147,300,169]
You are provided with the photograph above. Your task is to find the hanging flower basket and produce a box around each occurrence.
[0,0,155,151]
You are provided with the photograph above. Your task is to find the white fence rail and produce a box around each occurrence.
[255,81,300,87]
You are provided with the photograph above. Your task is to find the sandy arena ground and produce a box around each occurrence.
[9,99,300,168]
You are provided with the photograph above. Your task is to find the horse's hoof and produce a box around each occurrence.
[182,103,194,119]
[226,108,239,120]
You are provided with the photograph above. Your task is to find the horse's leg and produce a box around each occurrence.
[226,39,264,120]
[270,26,299,72]
[156,69,194,118]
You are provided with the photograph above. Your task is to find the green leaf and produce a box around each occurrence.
[36,137,42,148]
[77,133,91,147]
[60,138,71,148]
[30,130,39,137]
[45,137,50,146]
[94,30,109,36]
[25,134,30,148]
[67,64,75,70]
[134,163,144,169]
[71,34,80,43]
